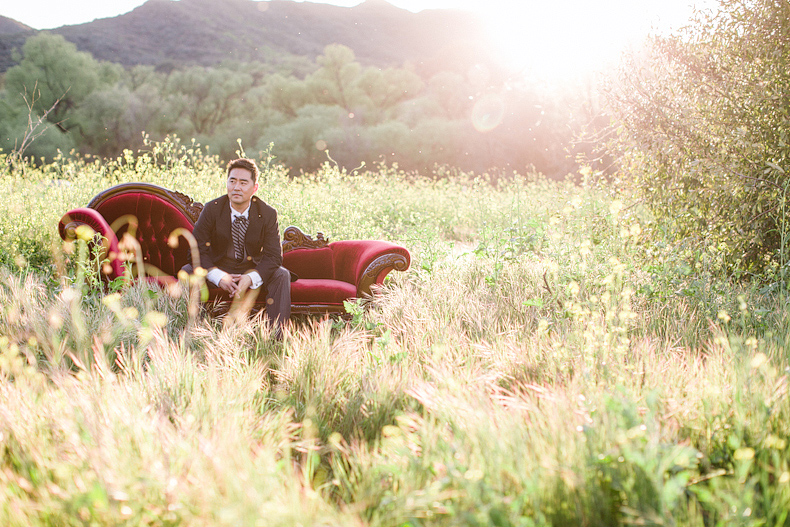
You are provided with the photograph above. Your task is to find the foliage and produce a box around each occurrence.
[601,0,790,275]
[0,34,590,177]
[0,33,121,160]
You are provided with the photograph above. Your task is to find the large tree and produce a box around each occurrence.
[1,33,120,158]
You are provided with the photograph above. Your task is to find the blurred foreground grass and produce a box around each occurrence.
[1,141,789,526]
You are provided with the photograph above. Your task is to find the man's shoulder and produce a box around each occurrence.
[195,196,228,226]
[207,195,229,207]
[201,195,229,214]
[251,195,277,216]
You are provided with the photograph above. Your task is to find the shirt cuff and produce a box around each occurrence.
[206,268,228,287]
[247,271,263,289]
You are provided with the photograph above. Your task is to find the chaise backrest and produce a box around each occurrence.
[281,226,334,279]
[87,183,204,277]
[61,185,410,297]
[283,247,335,280]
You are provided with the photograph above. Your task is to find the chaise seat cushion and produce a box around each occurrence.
[199,279,357,308]
[290,279,357,305]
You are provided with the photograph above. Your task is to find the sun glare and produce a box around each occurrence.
[5,0,702,79]
[473,0,695,81]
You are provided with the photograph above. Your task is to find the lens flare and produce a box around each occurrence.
[471,94,505,133]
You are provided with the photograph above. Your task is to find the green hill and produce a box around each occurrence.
[0,15,33,72]
[1,0,495,76]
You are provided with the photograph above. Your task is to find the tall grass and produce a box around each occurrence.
[1,142,789,525]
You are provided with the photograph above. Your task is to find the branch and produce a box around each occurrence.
[11,82,70,165]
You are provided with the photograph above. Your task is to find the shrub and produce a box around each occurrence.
[602,0,790,277]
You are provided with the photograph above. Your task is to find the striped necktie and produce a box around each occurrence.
[232,215,248,260]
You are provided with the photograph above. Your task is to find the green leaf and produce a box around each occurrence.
[766,161,785,174]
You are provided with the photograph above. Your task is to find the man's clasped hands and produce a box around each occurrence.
[218,273,254,297]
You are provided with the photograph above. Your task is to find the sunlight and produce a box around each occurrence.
[6,0,705,78]
[472,0,698,80]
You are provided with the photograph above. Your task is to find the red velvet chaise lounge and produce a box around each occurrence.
[58,182,410,315]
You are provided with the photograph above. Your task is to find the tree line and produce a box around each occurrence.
[0,33,598,177]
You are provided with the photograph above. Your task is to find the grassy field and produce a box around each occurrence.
[1,140,789,526]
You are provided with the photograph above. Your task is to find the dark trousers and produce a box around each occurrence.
[262,266,292,331]
[181,263,291,331]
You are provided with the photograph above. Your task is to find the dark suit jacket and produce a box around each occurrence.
[192,194,282,284]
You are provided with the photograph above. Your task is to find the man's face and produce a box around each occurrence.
[227,167,258,211]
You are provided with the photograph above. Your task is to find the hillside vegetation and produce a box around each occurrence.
[0,31,594,176]
[1,0,490,75]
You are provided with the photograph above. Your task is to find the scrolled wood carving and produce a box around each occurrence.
[358,253,409,296]
[170,189,204,223]
[61,221,81,241]
[87,182,204,224]
[282,225,330,253]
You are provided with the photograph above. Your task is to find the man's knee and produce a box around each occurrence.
[265,267,291,298]
[273,266,290,285]
[266,267,291,312]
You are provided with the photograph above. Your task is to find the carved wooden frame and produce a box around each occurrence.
[358,253,410,297]
[291,303,348,316]
[282,225,329,253]
[87,182,204,224]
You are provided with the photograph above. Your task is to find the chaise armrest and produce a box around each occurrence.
[330,240,411,297]
[58,207,124,279]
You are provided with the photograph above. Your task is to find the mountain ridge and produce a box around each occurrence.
[0,14,33,35]
[0,0,495,76]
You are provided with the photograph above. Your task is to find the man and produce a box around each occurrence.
[190,158,291,332]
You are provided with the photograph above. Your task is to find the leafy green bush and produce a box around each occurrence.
[602,0,790,276]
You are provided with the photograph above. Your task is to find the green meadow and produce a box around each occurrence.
[1,137,788,526]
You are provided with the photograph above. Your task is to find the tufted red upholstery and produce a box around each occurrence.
[95,193,194,277]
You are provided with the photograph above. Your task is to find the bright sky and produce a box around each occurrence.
[2,0,709,79]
